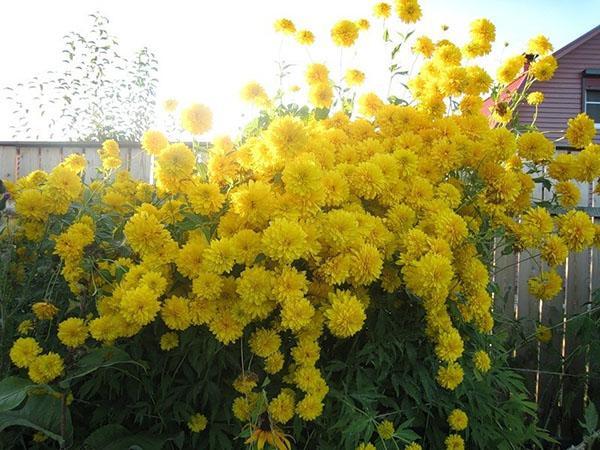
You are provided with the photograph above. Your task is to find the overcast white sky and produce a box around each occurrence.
[0,0,598,141]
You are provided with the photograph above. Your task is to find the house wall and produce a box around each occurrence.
[518,33,600,145]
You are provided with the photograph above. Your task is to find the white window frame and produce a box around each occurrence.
[584,88,600,129]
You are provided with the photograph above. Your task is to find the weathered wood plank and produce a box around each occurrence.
[17,147,41,177]
[516,250,542,400]
[128,147,151,181]
[39,147,62,173]
[537,262,566,435]
[83,146,102,183]
[560,181,593,443]
[0,146,17,182]
[493,248,518,321]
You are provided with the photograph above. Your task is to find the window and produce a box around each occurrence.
[583,69,600,129]
[584,89,600,128]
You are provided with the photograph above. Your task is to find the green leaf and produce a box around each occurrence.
[0,392,72,445]
[60,346,142,386]
[583,402,598,434]
[84,424,172,450]
[0,377,34,412]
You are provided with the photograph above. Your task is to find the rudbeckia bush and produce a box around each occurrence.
[1,1,600,449]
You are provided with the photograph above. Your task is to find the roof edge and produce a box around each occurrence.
[554,24,600,59]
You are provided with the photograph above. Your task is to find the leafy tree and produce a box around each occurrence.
[3,13,158,142]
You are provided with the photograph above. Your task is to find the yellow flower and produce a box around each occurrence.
[574,143,600,182]
[141,130,169,156]
[62,153,87,174]
[120,286,161,326]
[357,444,376,450]
[445,433,465,450]
[163,98,178,112]
[47,165,83,200]
[249,328,281,358]
[306,63,330,86]
[530,55,558,81]
[437,363,464,390]
[17,320,34,335]
[32,302,58,320]
[28,353,64,384]
[526,91,544,106]
[9,337,42,368]
[356,19,370,31]
[497,54,525,84]
[265,116,308,160]
[373,2,392,19]
[557,210,596,252]
[403,252,454,302]
[32,432,48,443]
[448,409,468,431]
[528,270,563,301]
[377,420,395,439]
[185,183,224,218]
[265,351,285,374]
[233,372,258,394]
[565,113,596,149]
[280,297,315,332]
[160,332,179,351]
[413,36,435,58]
[331,20,359,47]
[308,83,334,109]
[157,143,196,182]
[240,81,271,108]
[187,413,207,432]
[358,92,384,117]
[296,394,323,420]
[405,443,422,450]
[296,29,315,46]
[349,244,383,286]
[98,139,122,170]
[268,389,296,424]
[540,235,569,267]
[527,35,553,56]
[262,218,308,263]
[345,69,365,87]
[57,318,88,348]
[161,296,191,331]
[473,350,491,373]
[435,329,464,363]
[536,324,552,343]
[517,131,554,163]
[470,18,496,45]
[555,181,580,208]
[395,0,422,23]
[325,290,366,338]
[180,103,212,135]
[274,18,296,35]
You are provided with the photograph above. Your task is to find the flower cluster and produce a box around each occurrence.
[4,1,600,448]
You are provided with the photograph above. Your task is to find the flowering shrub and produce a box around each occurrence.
[1,1,600,449]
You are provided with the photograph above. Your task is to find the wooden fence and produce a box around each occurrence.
[0,141,152,182]
[493,154,600,445]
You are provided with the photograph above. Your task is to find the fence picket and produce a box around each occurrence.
[516,250,542,399]
[0,146,17,182]
[538,263,566,435]
[40,147,62,173]
[84,146,102,183]
[560,181,593,443]
[17,147,41,177]
[128,147,151,181]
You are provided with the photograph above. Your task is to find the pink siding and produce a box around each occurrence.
[518,32,600,145]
